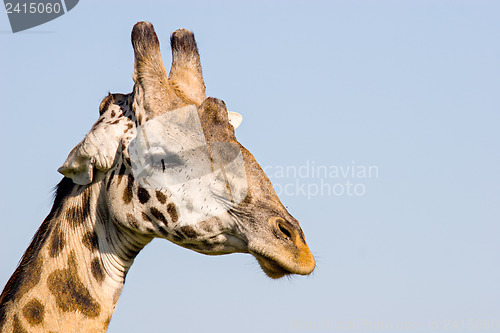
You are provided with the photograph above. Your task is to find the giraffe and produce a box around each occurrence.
[0,22,315,332]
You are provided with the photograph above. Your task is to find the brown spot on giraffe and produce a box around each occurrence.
[124,123,134,134]
[82,231,99,252]
[123,174,134,204]
[65,188,90,227]
[13,254,43,301]
[91,258,105,285]
[167,203,179,223]
[155,190,167,204]
[150,207,167,225]
[180,226,197,239]
[137,186,150,204]
[116,163,126,186]
[126,213,139,229]
[49,228,65,258]
[141,212,153,222]
[12,314,27,333]
[118,163,126,176]
[47,253,101,318]
[106,170,116,191]
[22,298,44,326]
[65,207,80,226]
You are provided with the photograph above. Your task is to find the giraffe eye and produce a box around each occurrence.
[148,152,184,171]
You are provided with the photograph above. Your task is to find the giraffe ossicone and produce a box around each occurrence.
[0,21,315,332]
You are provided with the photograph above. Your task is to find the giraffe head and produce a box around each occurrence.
[58,22,315,279]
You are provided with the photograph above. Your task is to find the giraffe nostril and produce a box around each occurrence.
[277,220,292,240]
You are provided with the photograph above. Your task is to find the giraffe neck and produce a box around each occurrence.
[0,177,152,332]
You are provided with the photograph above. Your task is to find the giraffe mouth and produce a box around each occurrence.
[252,252,292,279]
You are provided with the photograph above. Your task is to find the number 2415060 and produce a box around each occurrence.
[5,2,62,14]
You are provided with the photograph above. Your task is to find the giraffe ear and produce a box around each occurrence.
[58,102,131,185]
[228,111,242,129]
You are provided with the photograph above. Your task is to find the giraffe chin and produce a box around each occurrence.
[253,254,292,279]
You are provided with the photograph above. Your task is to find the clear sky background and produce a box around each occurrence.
[0,1,499,332]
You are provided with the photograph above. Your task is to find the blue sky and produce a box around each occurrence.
[1,1,499,332]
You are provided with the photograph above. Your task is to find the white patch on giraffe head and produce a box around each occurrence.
[128,105,248,225]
